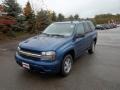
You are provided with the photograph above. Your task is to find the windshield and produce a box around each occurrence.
[42,23,75,36]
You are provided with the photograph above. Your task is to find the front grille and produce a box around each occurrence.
[20,47,41,55]
[19,53,41,61]
[19,47,41,61]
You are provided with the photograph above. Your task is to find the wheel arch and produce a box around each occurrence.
[63,49,75,61]
[94,37,97,44]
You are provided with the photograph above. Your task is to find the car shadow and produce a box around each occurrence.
[18,51,96,80]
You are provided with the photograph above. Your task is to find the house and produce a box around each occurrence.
[0,5,7,16]
[0,4,16,29]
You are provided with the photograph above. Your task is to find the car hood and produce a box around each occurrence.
[19,35,72,51]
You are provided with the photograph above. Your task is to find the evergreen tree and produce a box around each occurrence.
[23,1,34,20]
[51,11,57,22]
[57,13,64,22]
[3,0,21,17]
[23,1,35,33]
[35,10,51,31]
[74,14,79,20]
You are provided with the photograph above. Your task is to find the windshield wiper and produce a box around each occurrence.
[50,34,65,37]
[42,33,50,36]
[42,33,65,37]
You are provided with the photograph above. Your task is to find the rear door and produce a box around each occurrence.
[83,22,93,49]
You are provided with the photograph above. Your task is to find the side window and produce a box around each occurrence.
[88,21,95,31]
[76,23,85,34]
[83,22,91,33]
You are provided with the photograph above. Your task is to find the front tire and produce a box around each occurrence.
[88,41,96,54]
[61,54,73,77]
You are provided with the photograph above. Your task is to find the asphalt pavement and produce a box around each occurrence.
[0,27,120,90]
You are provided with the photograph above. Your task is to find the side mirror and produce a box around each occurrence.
[75,33,85,38]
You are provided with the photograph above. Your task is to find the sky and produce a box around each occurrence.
[1,0,120,18]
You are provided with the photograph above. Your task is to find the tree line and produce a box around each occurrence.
[93,14,120,24]
[23,1,81,33]
[0,0,120,35]
[1,0,80,34]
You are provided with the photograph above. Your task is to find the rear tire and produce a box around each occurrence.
[88,41,96,54]
[61,54,73,77]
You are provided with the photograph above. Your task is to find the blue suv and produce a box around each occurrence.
[15,21,97,76]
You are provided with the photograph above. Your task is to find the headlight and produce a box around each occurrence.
[41,51,56,60]
[16,46,20,54]
[17,46,20,51]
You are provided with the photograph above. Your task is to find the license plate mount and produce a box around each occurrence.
[22,62,30,69]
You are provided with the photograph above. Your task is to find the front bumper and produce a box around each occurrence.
[15,53,61,73]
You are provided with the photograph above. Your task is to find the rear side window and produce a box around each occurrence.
[76,23,84,34]
[88,21,95,31]
[83,22,91,33]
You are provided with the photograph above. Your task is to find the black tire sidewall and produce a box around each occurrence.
[88,41,95,54]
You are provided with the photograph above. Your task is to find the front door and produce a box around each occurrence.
[74,23,86,57]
